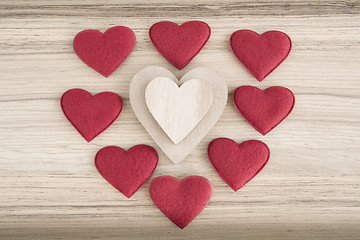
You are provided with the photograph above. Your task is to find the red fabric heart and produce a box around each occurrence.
[233,86,295,135]
[95,145,158,198]
[230,30,292,81]
[61,89,122,142]
[149,21,211,70]
[73,26,135,77]
[208,138,270,191]
[149,176,212,229]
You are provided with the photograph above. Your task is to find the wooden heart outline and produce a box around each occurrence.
[129,66,228,164]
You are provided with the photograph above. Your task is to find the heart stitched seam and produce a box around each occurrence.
[95,145,159,198]
[230,30,292,81]
[149,21,211,69]
[61,88,123,142]
[73,26,136,77]
[233,85,295,135]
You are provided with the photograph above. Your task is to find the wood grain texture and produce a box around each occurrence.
[0,0,359,239]
[145,77,213,144]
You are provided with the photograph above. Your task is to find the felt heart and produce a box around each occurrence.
[233,86,295,135]
[145,77,213,144]
[149,21,210,70]
[73,26,135,77]
[208,138,270,191]
[230,30,292,81]
[130,66,228,164]
[61,89,122,142]
[95,145,158,198]
[149,176,212,229]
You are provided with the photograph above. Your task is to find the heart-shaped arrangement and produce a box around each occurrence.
[60,22,295,229]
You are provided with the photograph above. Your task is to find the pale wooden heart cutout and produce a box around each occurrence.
[130,66,228,164]
[145,77,213,144]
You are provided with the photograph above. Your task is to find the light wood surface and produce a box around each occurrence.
[1,0,359,239]
[131,66,227,163]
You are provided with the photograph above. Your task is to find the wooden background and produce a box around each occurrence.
[1,0,359,239]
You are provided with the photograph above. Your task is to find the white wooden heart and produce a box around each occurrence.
[129,66,228,164]
[145,77,213,144]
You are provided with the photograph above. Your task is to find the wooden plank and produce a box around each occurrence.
[0,0,359,239]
